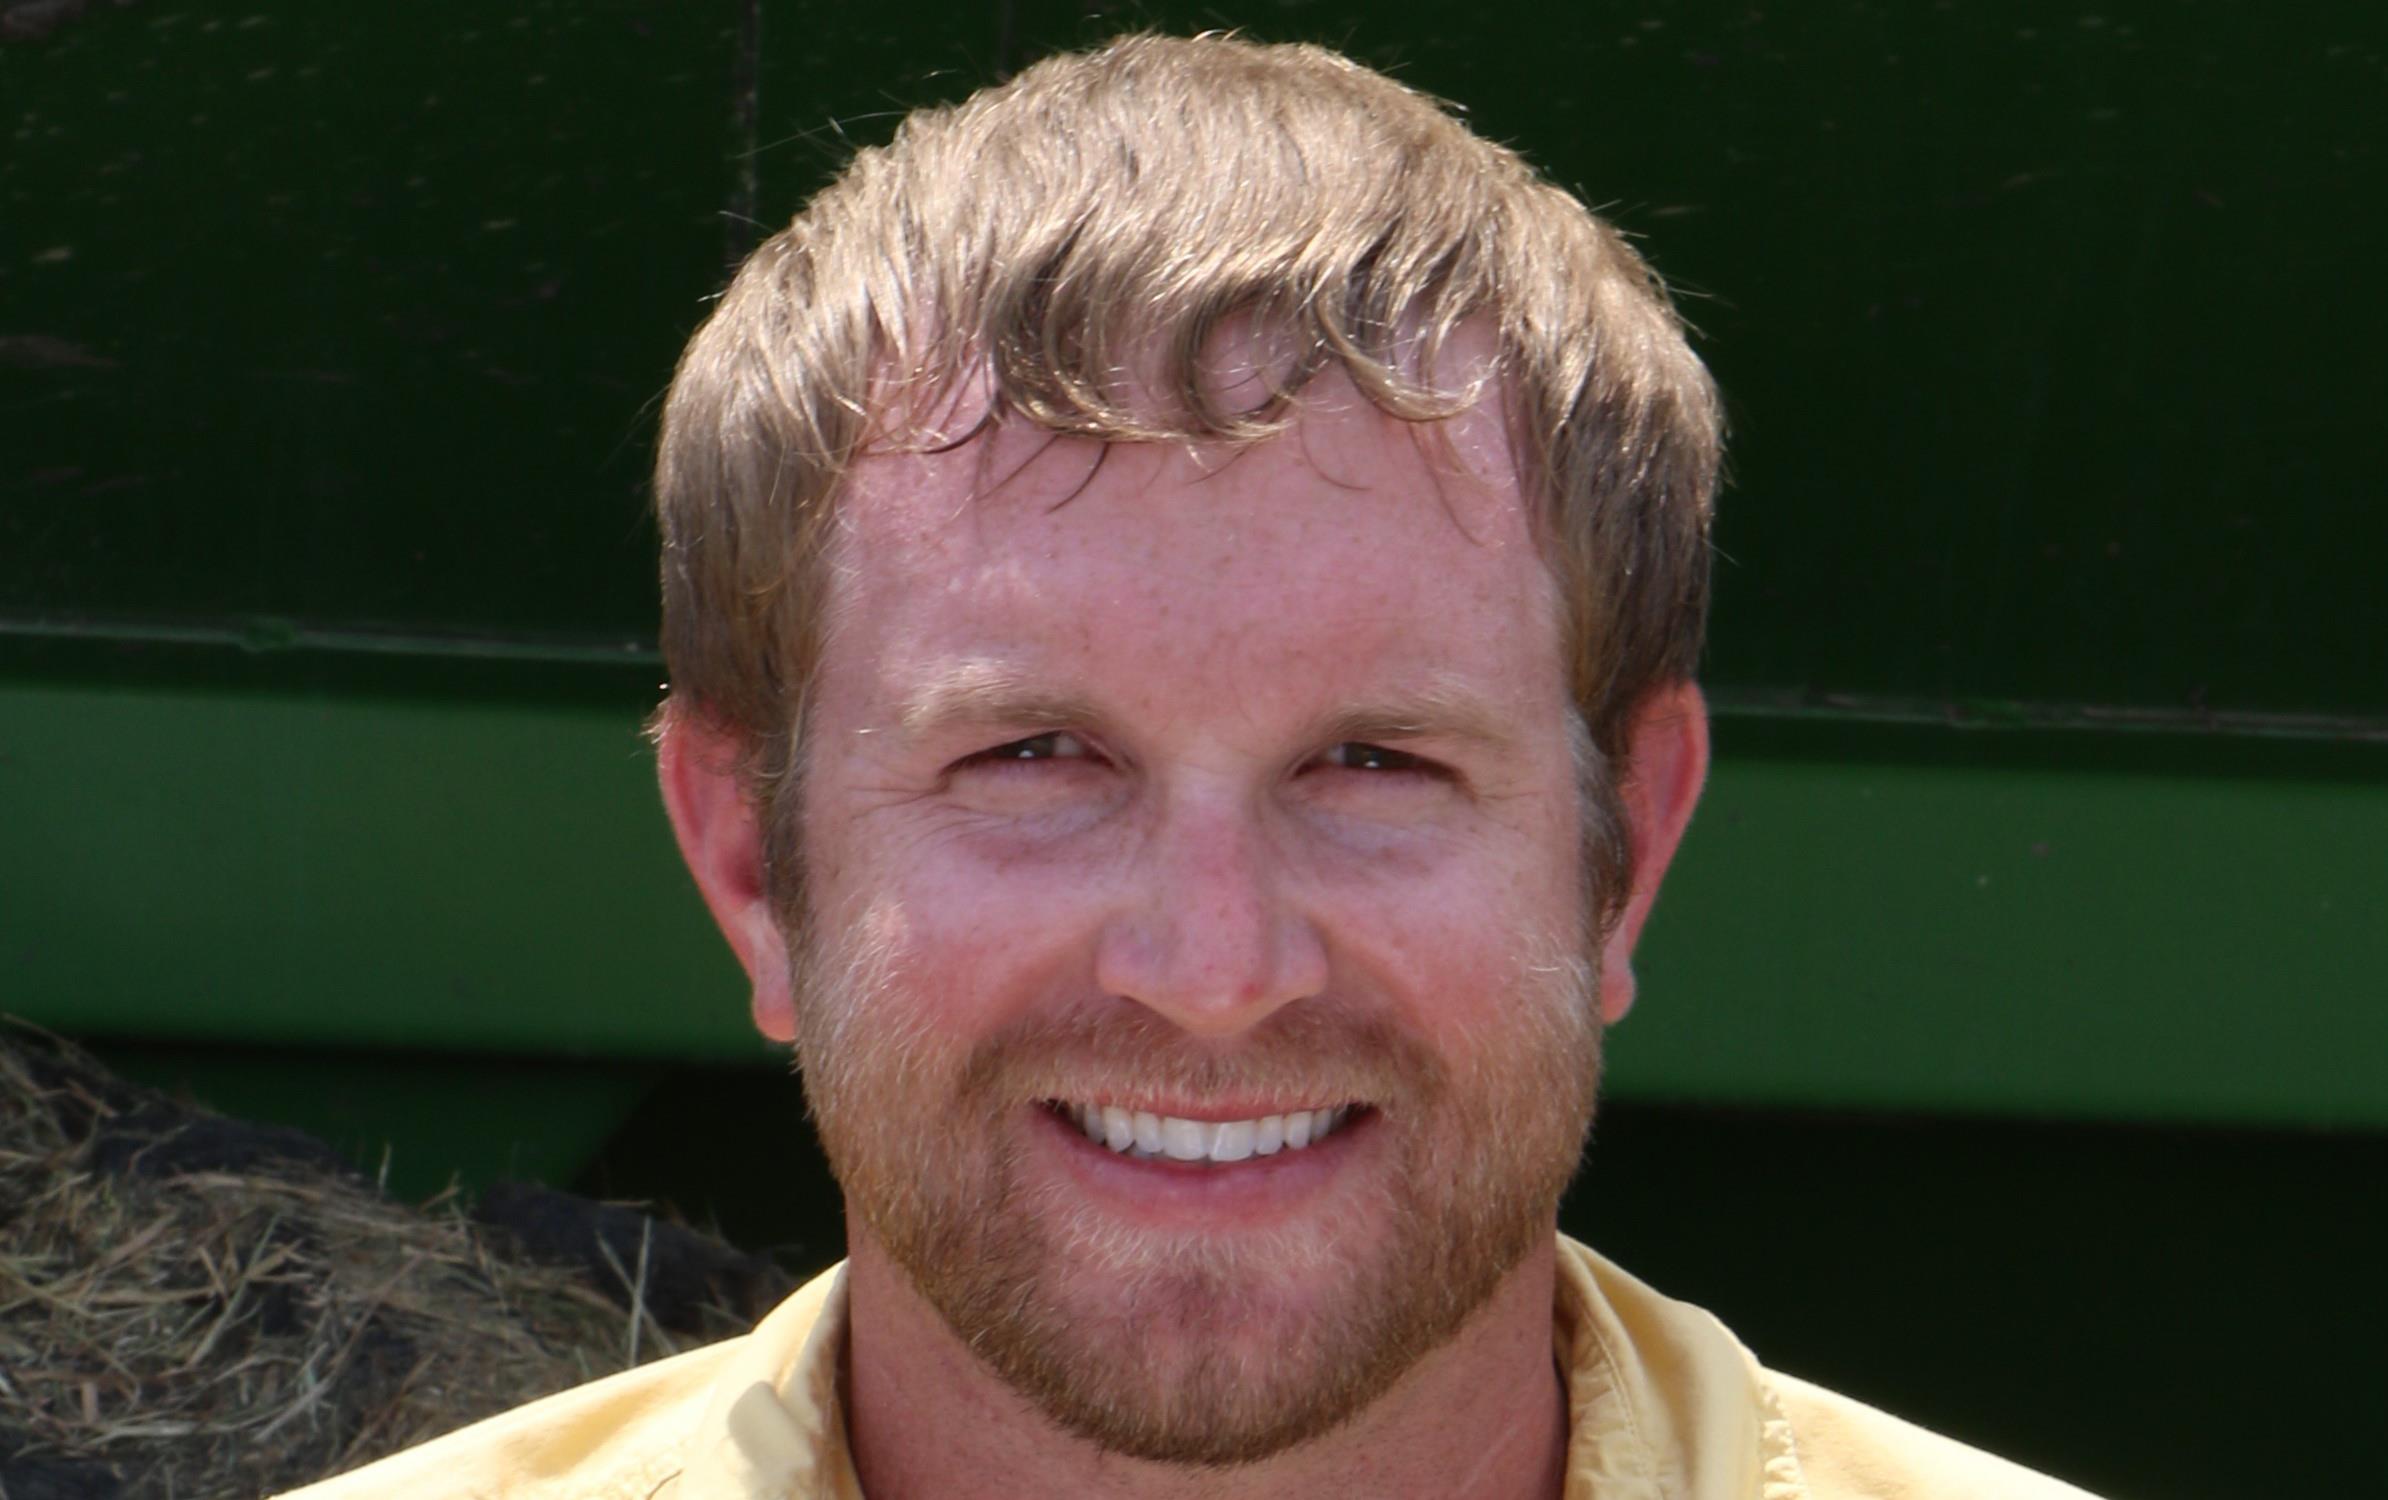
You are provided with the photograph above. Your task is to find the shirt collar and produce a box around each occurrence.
[677,1263,866,1498]
[1551,1237,1805,1500]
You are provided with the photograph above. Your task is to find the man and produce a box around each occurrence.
[288,32,2098,1500]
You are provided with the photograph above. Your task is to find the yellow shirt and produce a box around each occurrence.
[277,1238,2100,1499]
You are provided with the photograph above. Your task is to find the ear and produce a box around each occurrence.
[656,712,798,1043]
[1596,680,1710,1026]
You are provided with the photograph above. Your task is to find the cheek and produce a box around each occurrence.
[1322,855,1579,1051]
[846,839,1114,1027]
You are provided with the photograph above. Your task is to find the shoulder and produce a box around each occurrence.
[1763,1369,2106,1500]
[1553,1237,2107,1500]
[271,1337,743,1500]
[273,1263,852,1500]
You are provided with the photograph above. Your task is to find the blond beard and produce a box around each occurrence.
[794,915,1600,1466]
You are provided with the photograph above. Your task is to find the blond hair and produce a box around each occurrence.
[655,31,1721,926]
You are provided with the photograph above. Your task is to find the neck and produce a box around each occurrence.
[842,1233,1569,1500]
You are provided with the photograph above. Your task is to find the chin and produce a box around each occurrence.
[860,1133,1561,1469]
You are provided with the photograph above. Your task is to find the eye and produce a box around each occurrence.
[1319,742,1434,774]
[961,730,1095,766]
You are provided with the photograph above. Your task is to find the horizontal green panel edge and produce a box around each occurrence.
[12,616,2388,746]
[3,681,2382,1128]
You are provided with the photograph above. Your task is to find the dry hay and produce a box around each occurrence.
[0,1024,796,1499]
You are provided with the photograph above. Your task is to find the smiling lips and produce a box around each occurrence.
[1061,1102,1358,1164]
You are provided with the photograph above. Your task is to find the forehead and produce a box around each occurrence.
[818,367,1562,720]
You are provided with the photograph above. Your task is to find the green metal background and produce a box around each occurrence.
[7,1,2383,713]
[5,0,2380,1114]
[7,679,2386,1125]
[3,6,2383,1494]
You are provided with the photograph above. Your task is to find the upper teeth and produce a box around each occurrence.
[1068,1103,1352,1163]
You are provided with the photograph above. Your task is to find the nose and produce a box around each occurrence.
[1094,787,1328,1038]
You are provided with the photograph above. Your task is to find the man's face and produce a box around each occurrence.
[794,364,1598,1463]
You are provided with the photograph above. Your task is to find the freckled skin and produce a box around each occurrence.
[811,396,1580,1042]
[780,360,1602,1500]
[792,365,1595,1500]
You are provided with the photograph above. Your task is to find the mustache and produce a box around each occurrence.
[950,998,1446,1112]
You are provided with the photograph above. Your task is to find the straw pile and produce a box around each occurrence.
[0,1025,796,1498]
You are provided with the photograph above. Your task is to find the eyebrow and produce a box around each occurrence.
[894,661,1514,753]
[895,661,1099,741]
[1314,676,1516,751]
